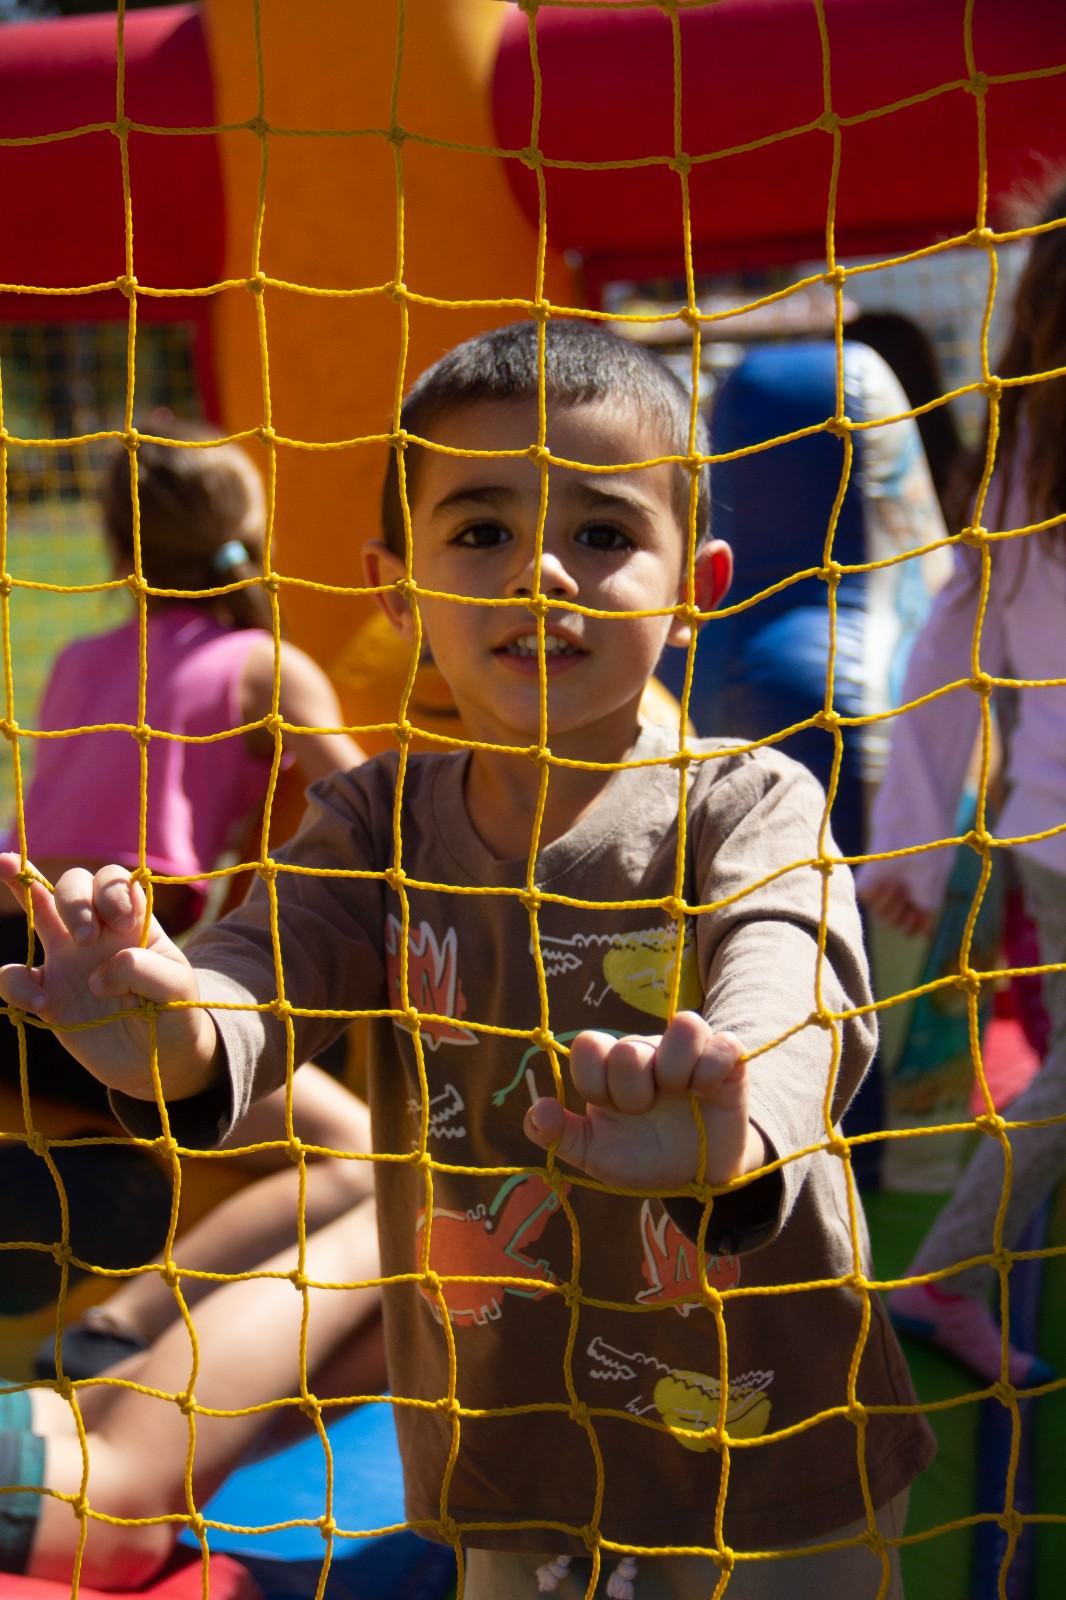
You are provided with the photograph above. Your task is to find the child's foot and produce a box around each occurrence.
[888,1281,1055,1388]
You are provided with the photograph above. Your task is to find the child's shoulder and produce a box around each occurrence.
[683,734,830,839]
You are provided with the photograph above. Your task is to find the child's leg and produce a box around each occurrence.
[892,854,1066,1381]
[462,1491,907,1600]
[45,1073,372,1367]
[21,1196,381,1588]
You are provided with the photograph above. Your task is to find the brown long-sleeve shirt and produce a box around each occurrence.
[117,725,934,1553]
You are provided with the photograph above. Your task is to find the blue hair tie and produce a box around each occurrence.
[213,539,251,574]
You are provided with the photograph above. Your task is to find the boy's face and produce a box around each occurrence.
[365,397,730,757]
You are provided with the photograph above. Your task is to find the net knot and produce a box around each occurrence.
[51,1240,72,1267]
[318,1515,337,1539]
[390,428,409,450]
[187,1512,206,1539]
[248,116,269,138]
[287,1136,305,1163]
[437,1395,461,1422]
[955,967,983,998]
[72,1494,90,1521]
[578,1525,599,1554]
[823,265,847,289]
[392,720,414,747]
[981,376,1002,399]
[126,572,150,596]
[846,1399,868,1426]
[529,1025,553,1053]
[440,1514,461,1543]
[828,1135,851,1162]
[247,271,267,296]
[528,743,553,768]
[569,1400,592,1429]
[824,414,851,437]
[384,866,406,890]
[268,997,292,1022]
[0,718,16,743]
[288,1268,307,1292]
[973,1110,1004,1136]
[965,826,994,853]
[814,707,841,731]
[967,223,994,246]
[668,748,692,771]
[519,145,542,171]
[661,894,684,920]
[0,572,13,599]
[674,600,701,628]
[395,576,418,601]
[715,1545,735,1574]
[386,124,407,148]
[818,110,841,134]
[55,1374,74,1402]
[27,1130,47,1158]
[999,1507,1025,1538]
[386,280,408,303]
[163,1263,180,1289]
[820,559,843,584]
[256,858,278,883]
[526,444,551,467]
[958,522,987,548]
[116,272,137,296]
[177,1391,196,1416]
[811,1006,835,1031]
[520,888,542,913]
[421,1269,442,1297]
[263,711,284,737]
[966,72,990,98]
[670,152,693,177]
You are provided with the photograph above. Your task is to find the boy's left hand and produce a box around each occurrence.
[523,1011,765,1191]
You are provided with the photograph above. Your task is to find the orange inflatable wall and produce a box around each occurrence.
[199,0,577,754]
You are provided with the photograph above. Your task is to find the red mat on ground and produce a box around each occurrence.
[1,1550,260,1599]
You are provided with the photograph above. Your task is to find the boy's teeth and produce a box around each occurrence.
[507,634,577,656]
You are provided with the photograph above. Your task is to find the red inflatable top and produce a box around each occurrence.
[0,4,223,301]
[493,0,1066,292]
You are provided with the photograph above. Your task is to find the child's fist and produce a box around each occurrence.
[523,1011,764,1191]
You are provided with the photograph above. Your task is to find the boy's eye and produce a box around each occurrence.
[576,522,633,553]
[453,520,510,549]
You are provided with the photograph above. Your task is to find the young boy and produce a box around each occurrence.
[0,321,933,1598]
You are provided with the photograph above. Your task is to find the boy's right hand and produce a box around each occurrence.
[0,854,221,1103]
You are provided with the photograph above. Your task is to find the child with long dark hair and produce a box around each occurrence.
[859,181,1066,1387]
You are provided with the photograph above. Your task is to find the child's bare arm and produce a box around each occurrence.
[523,1010,765,1190]
[0,853,221,1104]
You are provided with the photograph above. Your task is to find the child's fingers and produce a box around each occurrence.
[524,1097,591,1169]
[0,853,69,948]
[654,1014,744,1098]
[568,1031,615,1107]
[0,961,48,1015]
[602,1034,659,1114]
[54,866,143,945]
[88,946,197,1005]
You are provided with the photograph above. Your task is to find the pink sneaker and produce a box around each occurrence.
[888,1281,1054,1388]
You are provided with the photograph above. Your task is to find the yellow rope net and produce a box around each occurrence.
[0,2,1064,1597]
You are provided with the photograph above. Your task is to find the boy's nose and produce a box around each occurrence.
[507,547,579,598]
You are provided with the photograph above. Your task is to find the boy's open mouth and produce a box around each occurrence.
[495,631,586,666]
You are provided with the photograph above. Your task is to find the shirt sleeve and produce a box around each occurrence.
[688,749,877,1252]
[859,540,1007,915]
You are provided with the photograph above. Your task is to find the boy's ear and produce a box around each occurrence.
[363,540,416,643]
[665,539,733,648]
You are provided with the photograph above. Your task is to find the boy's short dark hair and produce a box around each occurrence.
[380,318,710,555]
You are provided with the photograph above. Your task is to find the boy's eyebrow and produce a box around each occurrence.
[430,478,661,519]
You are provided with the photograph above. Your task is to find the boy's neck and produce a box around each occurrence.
[463,729,644,860]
